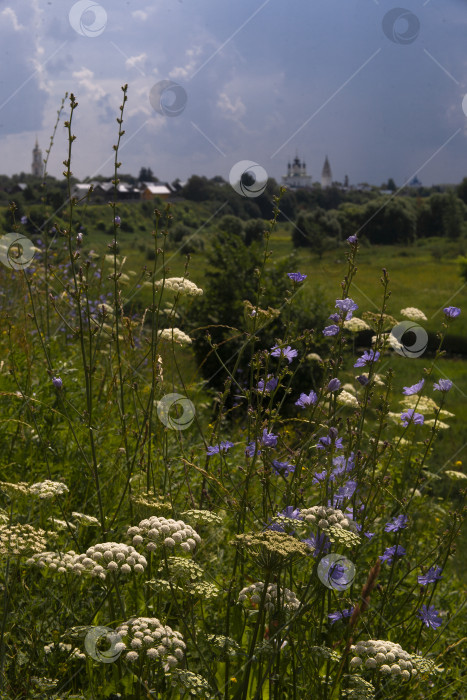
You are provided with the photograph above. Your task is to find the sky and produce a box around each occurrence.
[1,0,467,188]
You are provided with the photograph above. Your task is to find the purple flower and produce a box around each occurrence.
[316,431,344,451]
[270,345,298,363]
[327,378,341,392]
[354,350,380,368]
[417,604,442,629]
[303,532,331,557]
[52,376,63,390]
[380,545,406,564]
[328,606,354,623]
[20,215,28,225]
[356,375,369,386]
[279,506,302,520]
[261,429,278,448]
[114,216,121,225]
[295,390,318,408]
[323,325,339,337]
[328,313,340,323]
[257,375,279,393]
[384,514,408,533]
[403,379,424,395]
[287,272,307,283]
[245,441,260,458]
[433,379,453,393]
[347,235,358,244]
[418,566,443,586]
[333,480,358,506]
[443,306,461,318]
[331,453,355,479]
[335,298,358,320]
[312,470,327,484]
[206,441,234,456]
[400,409,424,427]
[271,460,295,477]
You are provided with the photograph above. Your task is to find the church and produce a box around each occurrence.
[281,153,333,189]
[32,138,43,178]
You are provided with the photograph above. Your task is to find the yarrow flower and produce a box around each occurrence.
[417,604,442,629]
[354,350,380,368]
[127,517,201,554]
[287,272,307,282]
[380,545,406,564]
[158,328,192,345]
[335,298,358,320]
[206,441,234,456]
[343,317,370,332]
[403,379,424,395]
[400,409,424,427]
[384,514,408,533]
[238,582,300,612]
[327,378,341,392]
[295,390,318,408]
[349,639,422,681]
[257,375,279,393]
[270,345,298,363]
[29,481,69,499]
[443,306,461,318]
[433,379,453,392]
[418,566,443,586]
[115,617,186,672]
[323,325,339,337]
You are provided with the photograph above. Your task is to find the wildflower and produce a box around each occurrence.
[20,215,28,225]
[380,545,406,564]
[0,524,50,556]
[206,441,234,456]
[72,512,100,526]
[347,234,357,244]
[356,375,369,386]
[76,232,83,245]
[261,428,278,447]
[327,378,341,392]
[333,480,358,506]
[154,277,203,296]
[433,379,453,392]
[444,470,467,481]
[295,390,318,408]
[127,516,201,554]
[115,617,185,670]
[316,433,344,450]
[418,566,442,586]
[328,607,354,624]
[402,379,424,395]
[52,377,62,390]
[350,639,419,679]
[384,514,408,533]
[331,453,355,478]
[443,306,461,318]
[303,531,331,557]
[245,441,260,458]
[306,352,322,362]
[237,582,300,612]
[158,328,192,345]
[328,313,340,322]
[271,460,295,477]
[323,325,339,336]
[336,390,359,408]
[114,216,121,225]
[257,375,278,393]
[29,481,69,499]
[279,506,302,520]
[301,506,358,534]
[400,307,427,322]
[417,604,442,629]
[270,345,298,363]
[354,350,380,368]
[287,272,307,282]
[400,409,424,427]
[312,470,327,484]
[344,317,370,332]
[335,298,358,320]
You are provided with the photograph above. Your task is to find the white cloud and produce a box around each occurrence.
[125,54,148,71]
[1,8,24,32]
[217,92,246,121]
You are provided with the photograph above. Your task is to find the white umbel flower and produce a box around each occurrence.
[158,328,192,345]
[128,516,201,553]
[400,307,428,322]
[237,582,300,612]
[344,317,370,332]
[154,277,203,296]
[336,390,359,408]
[29,481,69,499]
[115,617,185,671]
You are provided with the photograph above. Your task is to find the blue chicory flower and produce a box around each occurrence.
[417,604,442,629]
[433,379,453,392]
[380,545,406,564]
[443,306,460,318]
[403,379,424,395]
[323,325,339,337]
[384,514,408,532]
[287,272,307,283]
[418,566,443,586]
[354,350,380,368]
[327,378,341,392]
[335,298,358,320]
[400,409,424,427]
[270,345,298,363]
[295,390,318,408]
